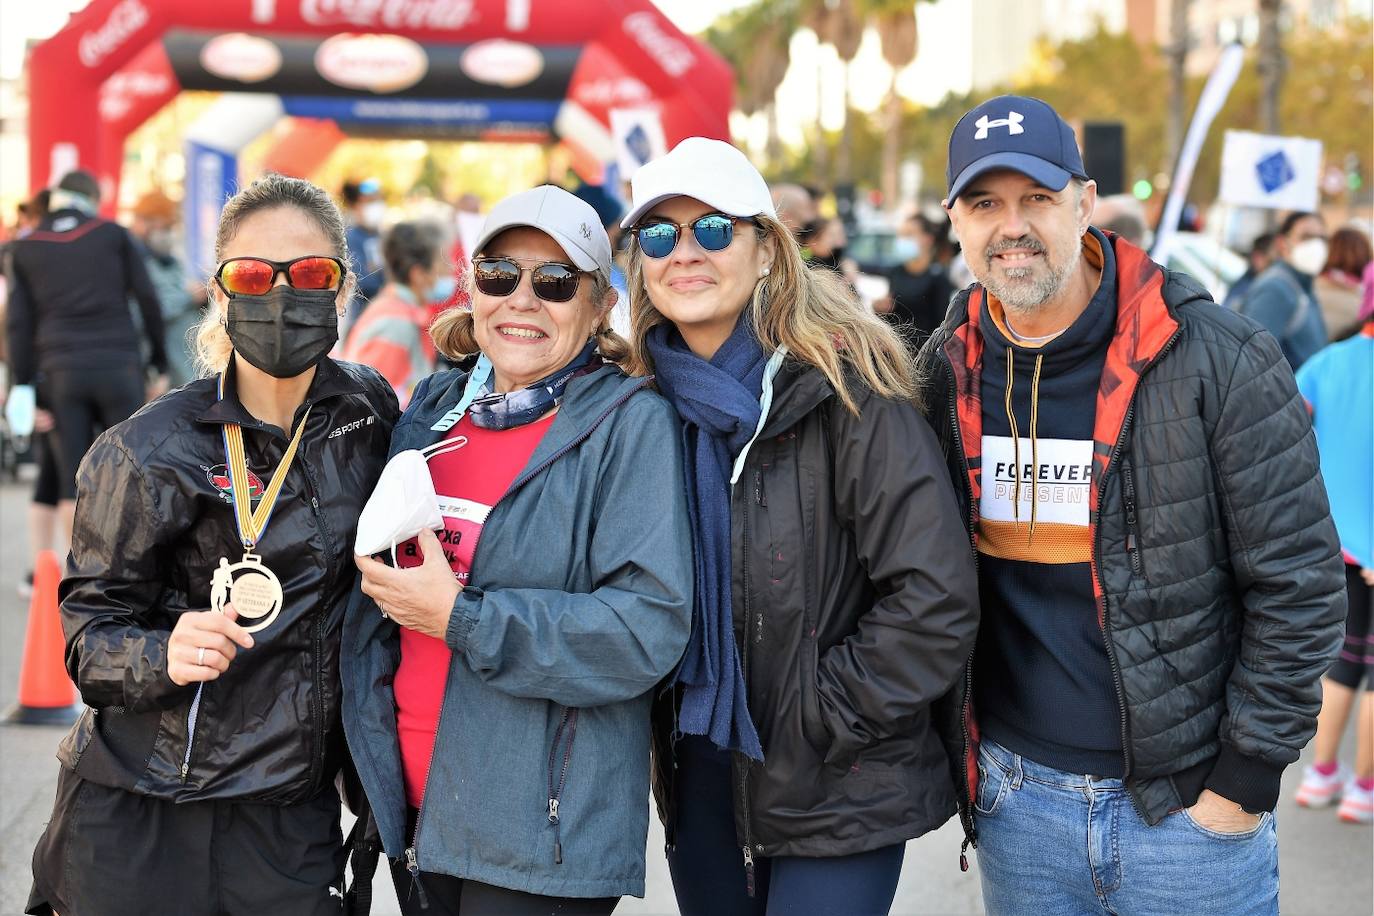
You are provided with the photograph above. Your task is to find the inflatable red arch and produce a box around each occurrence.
[28,0,734,211]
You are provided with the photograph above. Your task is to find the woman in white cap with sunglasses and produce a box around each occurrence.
[625,138,980,915]
[341,185,692,914]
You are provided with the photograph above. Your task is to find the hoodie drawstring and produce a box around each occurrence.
[1003,348,1045,544]
[1028,353,1044,541]
[1004,348,1022,521]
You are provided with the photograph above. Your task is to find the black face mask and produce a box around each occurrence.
[225,287,339,379]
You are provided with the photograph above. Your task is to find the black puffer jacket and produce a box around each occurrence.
[919,235,1346,834]
[57,359,398,804]
[652,362,980,859]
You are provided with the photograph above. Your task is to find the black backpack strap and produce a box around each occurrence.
[342,803,383,916]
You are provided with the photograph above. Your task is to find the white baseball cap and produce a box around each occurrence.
[472,185,612,279]
[620,137,779,230]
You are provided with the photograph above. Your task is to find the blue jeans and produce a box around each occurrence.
[974,737,1278,916]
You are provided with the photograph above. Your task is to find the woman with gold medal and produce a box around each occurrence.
[27,174,399,916]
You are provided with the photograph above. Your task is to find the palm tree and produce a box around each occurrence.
[703,1,799,168]
[803,0,840,186]
[1257,0,1285,136]
[827,0,866,187]
[868,1,932,207]
[1165,0,1191,175]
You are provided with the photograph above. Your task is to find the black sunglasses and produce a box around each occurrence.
[634,213,754,259]
[472,256,584,303]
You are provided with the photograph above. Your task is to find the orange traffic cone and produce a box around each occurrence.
[6,549,78,725]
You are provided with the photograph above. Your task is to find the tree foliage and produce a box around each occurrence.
[752,19,1372,208]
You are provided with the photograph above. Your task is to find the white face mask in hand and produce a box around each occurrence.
[354,437,467,563]
[355,356,492,562]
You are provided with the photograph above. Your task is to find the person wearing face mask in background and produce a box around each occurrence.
[1313,225,1372,342]
[343,220,446,408]
[130,190,206,387]
[26,174,398,916]
[876,212,956,348]
[1238,210,1331,369]
[343,178,388,316]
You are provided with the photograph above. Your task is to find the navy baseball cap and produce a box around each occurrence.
[945,95,1088,203]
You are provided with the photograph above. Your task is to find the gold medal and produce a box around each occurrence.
[210,553,285,633]
[210,374,311,637]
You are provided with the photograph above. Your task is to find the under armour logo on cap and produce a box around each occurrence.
[974,111,1025,140]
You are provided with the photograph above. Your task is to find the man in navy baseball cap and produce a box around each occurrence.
[926,92,1340,916]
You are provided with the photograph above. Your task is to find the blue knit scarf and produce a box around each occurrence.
[647,318,765,760]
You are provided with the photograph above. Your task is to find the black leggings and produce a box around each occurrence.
[37,364,144,500]
[665,736,905,916]
[31,434,60,508]
[388,857,619,916]
[1329,564,1373,689]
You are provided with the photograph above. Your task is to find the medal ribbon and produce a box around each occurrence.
[218,373,312,550]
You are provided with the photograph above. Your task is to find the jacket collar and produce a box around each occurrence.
[401,362,649,464]
[195,357,364,434]
[757,360,834,440]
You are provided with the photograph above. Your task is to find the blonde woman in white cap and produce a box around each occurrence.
[625,139,980,916]
[341,185,693,914]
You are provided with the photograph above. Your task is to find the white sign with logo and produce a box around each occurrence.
[610,107,667,180]
[201,34,284,84]
[1218,130,1323,212]
[316,33,429,94]
[460,40,544,88]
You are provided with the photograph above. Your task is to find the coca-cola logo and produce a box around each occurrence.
[622,12,695,79]
[460,40,543,88]
[201,34,283,84]
[301,0,477,30]
[573,77,652,109]
[79,0,150,69]
[316,33,430,94]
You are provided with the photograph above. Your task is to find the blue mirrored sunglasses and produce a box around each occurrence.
[633,214,754,259]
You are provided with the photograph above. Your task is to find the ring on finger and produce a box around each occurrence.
[197,647,206,666]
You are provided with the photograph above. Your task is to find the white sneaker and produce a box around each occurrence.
[1295,762,1350,808]
[1337,779,1373,824]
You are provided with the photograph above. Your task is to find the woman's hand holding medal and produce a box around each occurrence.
[356,528,460,641]
[168,605,256,686]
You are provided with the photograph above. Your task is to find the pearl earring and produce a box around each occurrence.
[761,267,771,277]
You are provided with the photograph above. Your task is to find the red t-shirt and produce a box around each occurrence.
[393,412,555,808]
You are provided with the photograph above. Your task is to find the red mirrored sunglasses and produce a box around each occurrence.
[214,256,346,298]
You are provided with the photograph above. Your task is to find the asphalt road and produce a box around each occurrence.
[0,473,1369,915]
